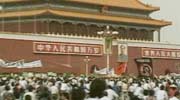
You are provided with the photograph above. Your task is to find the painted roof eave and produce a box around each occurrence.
[0,8,171,27]
[66,0,160,12]
[0,0,159,12]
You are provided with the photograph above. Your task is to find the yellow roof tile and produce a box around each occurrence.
[49,9,171,27]
[0,0,159,11]
[0,0,25,3]
[67,0,159,11]
[0,9,171,27]
[0,9,46,17]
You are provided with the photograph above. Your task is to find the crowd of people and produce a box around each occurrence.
[0,73,180,100]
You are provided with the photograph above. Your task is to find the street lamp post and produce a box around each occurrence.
[83,56,90,76]
[97,26,118,74]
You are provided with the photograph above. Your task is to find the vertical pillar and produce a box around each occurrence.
[1,17,4,32]
[153,29,161,42]
[136,29,141,41]
[40,20,44,34]
[58,21,62,35]
[18,15,21,33]
[86,24,89,37]
[121,27,126,39]
[74,23,77,36]
[1,4,4,32]
[61,22,64,35]
[47,20,50,34]
[34,16,37,34]
[18,6,21,33]
[148,30,154,41]
[157,29,161,42]
[146,30,152,41]
[125,28,129,40]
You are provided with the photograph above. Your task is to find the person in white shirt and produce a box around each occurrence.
[143,81,150,90]
[1,85,15,100]
[133,82,144,100]
[60,81,71,93]
[108,80,115,88]
[155,85,168,100]
[105,85,118,100]
[60,80,72,100]
[153,82,160,96]
[49,82,59,100]
[84,81,90,93]
[0,82,5,99]
[121,81,129,100]
[128,83,136,100]
[169,91,179,100]
[169,96,179,100]
[19,77,28,89]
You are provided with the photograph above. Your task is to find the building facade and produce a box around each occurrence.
[0,0,179,75]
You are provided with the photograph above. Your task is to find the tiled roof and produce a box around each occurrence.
[0,0,25,3]
[0,8,171,27]
[0,0,159,11]
[67,0,159,11]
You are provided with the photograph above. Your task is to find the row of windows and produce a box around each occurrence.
[44,21,153,41]
[0,21,153,41]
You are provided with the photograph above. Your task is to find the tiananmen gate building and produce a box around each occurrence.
[0,0,179,76]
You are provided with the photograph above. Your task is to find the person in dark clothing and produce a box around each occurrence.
[13,83,24,100]
[36,85,52,100]
[24,95,32,100]
[71,87,85,100]
[85,78,109,100]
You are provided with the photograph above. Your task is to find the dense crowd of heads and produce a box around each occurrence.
[0,73,180,100]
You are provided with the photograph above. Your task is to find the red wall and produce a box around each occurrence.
[128,47,180,75]
[0,38,179,75]
[0,38,118,74]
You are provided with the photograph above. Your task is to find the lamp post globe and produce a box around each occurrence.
[97,26,118,75]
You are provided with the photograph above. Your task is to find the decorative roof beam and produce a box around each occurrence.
[0,7,171,27]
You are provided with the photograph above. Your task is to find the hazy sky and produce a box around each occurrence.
[142,0,180,44]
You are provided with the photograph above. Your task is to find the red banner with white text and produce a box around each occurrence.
[33,42,103,56]
[142,48,180,59]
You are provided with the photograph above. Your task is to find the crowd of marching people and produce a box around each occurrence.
[0,73,180,100]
